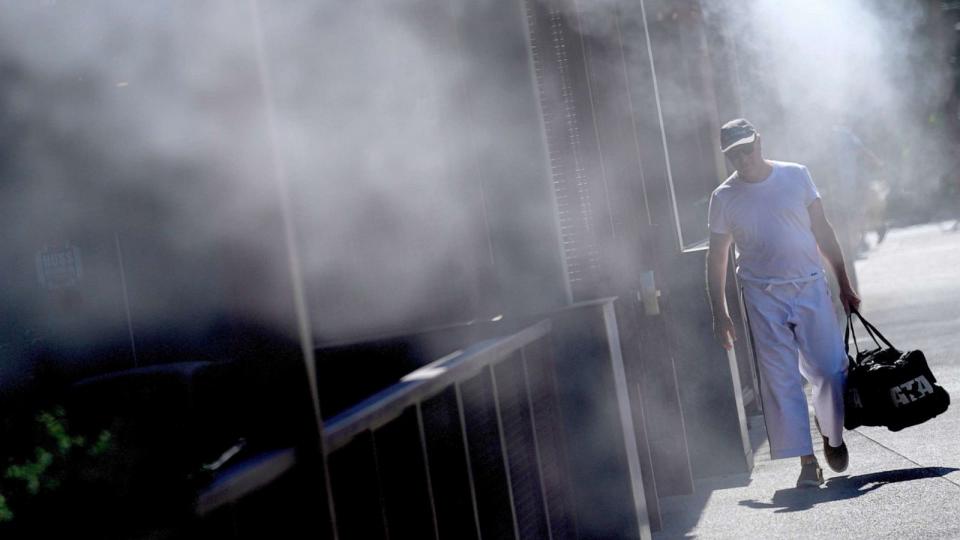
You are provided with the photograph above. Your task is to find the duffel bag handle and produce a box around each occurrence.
[845,308,896,361]
[845,315,868,360]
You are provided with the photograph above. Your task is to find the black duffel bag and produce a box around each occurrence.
[844,309,950,431]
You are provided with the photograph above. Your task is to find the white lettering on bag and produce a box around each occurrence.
[849,389,863,408]
[890,375,935,407]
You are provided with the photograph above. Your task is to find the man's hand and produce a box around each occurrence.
[713,313,737,350]
[839,286,861,314]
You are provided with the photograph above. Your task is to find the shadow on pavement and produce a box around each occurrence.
[739,467,959,513]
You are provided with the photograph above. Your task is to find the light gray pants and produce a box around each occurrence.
[742,275,847,459]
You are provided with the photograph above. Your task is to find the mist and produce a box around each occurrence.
[0,1,957,537]
[0,0,955,390]
[701,0,957,200]
[0,0,576,376]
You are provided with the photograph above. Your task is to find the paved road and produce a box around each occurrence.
[654,222,960,539]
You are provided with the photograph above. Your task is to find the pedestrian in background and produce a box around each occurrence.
[821,124,888,259]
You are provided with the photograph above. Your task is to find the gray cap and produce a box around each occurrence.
[720,118,757,153]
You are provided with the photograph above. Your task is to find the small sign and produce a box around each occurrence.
[37,244,83,290]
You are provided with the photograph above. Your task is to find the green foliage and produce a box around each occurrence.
[5,449,55,495]
[88,430,112,457]
[0,406,113,525]
[0,494,12,522]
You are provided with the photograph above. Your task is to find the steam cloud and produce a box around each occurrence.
[702,0,956,191]
[0,1,518,357]
[0,0,955,371]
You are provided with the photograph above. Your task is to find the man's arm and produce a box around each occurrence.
[808,198,862,313]
[707,231,736,350]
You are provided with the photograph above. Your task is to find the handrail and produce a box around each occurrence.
[323,319,551,452]
[190,321,552,518]
[194,447,297,517]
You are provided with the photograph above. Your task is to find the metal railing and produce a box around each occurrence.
[322,319,577,539]
[191,300,655,539]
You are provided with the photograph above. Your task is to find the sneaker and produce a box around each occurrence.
[796,461,824,488]
[815,417,849,473]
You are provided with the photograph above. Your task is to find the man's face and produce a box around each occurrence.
[724,141,756,170]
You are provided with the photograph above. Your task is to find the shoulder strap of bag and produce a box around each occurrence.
[850,308,895,350]
[845,313,864,363]
[843,313,860,356]
[845,309,896,365]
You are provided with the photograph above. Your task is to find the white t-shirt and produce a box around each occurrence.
[708,160,823,282]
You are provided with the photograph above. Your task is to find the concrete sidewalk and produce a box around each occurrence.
[653,223,960,539]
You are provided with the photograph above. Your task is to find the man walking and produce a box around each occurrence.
[706,118,861,487]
